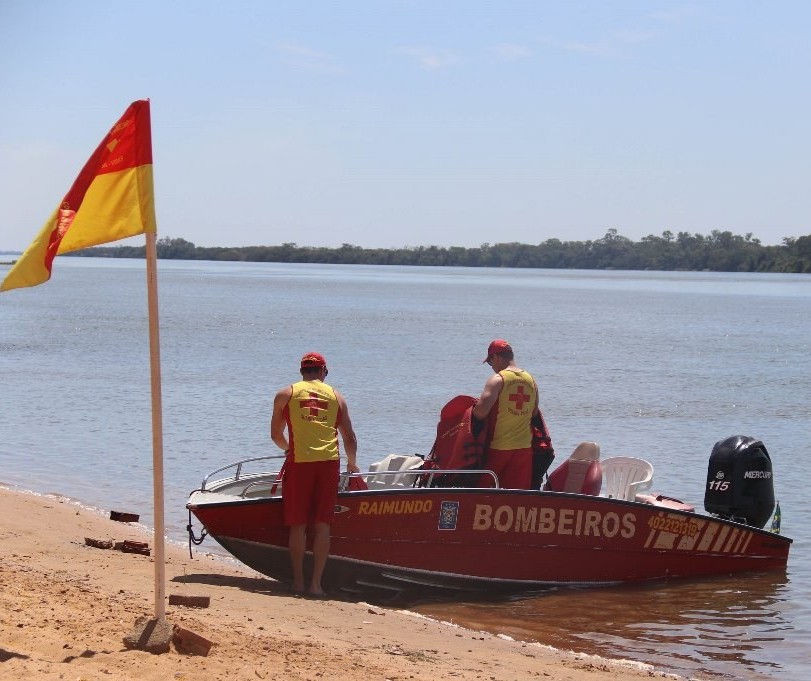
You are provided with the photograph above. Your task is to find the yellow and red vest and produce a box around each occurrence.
[286,380,341,462]
[490,369,536,450]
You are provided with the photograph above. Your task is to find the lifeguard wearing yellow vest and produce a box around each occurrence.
[472,340,543,489]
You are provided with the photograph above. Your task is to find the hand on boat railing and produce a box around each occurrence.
[338,473,369,492]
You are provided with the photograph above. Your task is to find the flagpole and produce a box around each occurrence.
[1,98,167,625]
[145,231,166,620]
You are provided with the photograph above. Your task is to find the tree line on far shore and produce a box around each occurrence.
[72,229,811,273]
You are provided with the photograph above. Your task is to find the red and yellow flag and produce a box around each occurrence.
[1,100,157,292]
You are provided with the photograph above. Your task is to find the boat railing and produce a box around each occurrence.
[340,468,500,491]
[200,454,286,491]
[200,456,501,495]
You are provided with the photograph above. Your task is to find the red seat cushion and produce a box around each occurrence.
[545,460,602,495]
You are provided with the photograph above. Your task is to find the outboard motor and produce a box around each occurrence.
[704,435,775,529]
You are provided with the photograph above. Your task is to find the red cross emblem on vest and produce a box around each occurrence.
[509,385,531,411]
[300,391,327,416]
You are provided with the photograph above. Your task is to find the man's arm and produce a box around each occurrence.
[270,386,292,452]
[472,374,503,421]
[335,391,359,473]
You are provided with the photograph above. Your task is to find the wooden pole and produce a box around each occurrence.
[145,231,166,619]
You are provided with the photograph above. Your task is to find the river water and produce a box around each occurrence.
[1,258,809,679]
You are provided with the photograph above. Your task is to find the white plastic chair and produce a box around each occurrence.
[600,456,654,501]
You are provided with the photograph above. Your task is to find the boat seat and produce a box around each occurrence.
[366,454,424,489]
[600,456,654,501]
[543,442,602,495]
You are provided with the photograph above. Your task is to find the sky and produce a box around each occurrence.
[1,1,809,251]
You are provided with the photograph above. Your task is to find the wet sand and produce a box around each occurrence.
[0,486,691,680]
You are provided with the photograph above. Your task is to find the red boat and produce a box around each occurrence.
[186,435,791,599]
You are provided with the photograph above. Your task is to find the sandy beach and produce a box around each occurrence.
[0,486,689,681]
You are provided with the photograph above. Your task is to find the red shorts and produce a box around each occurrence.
[282,459,340,526]
[481,447,533,489]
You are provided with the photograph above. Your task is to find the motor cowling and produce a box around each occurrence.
[704,435,775,529]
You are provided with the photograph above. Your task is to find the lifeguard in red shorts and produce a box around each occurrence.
[472,339,540,489]
[270,352,358,597]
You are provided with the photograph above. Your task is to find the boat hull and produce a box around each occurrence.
[188,487,791,598]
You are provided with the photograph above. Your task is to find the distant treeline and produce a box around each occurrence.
[73,229,811,273]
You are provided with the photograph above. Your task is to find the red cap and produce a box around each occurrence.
[300,352,327,369]
[483,339,511,363]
